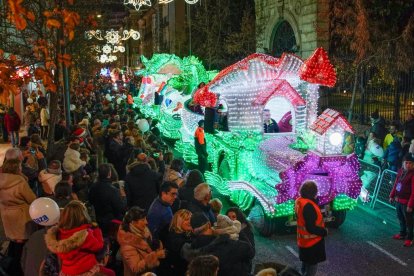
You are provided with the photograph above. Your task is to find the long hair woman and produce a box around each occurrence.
[163,209,193,275]
[117,207,165,276]
[0,158,36,275]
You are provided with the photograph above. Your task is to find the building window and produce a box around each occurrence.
[271,20,297,57]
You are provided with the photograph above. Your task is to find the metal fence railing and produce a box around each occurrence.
[358,159,382,207]
[371,169,397,210]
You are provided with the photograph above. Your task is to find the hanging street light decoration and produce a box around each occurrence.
[86,29,139,64]
[124,0,152,11]
[97,54,118,63]
[85,29,140,45]
[125,0,199,11]
[94,44,126,55]
[94,44,126,63]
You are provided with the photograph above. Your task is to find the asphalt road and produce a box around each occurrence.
[252,206,414,276]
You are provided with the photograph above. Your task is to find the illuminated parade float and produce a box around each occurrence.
[136,54,217,139]
[138,48,362,235]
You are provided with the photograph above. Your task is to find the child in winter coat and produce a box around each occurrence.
[45,200,113,275]
[213,214,242,240]
[38,160,62,196]
[63,142,86,173]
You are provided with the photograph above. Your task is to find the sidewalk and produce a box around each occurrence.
[0,142,13,166]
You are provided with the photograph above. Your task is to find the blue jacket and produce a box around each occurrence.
[383,136,402,171]
[147,197,173,249]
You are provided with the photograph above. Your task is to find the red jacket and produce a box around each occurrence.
[45,224,104,275]
[4,112,21,132]
[390,169,414,208]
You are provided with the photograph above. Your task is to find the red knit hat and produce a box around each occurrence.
[73,128,86,138]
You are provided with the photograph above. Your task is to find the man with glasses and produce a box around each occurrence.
[147,181,179,249]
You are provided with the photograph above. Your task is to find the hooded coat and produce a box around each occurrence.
[0,173,36,240]
[125,162,162,210]
[63,148,86,173]
[38,169,62,195]
[45,224,104,275]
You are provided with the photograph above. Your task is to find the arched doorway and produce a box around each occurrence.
[271,20,297,57]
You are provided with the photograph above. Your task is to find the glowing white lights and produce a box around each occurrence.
[85,29,140,45]
[97,54,117,63]
[329,132,343,146]
[125,0,199,11]
[124,0,151,11]
[102,45,112,54]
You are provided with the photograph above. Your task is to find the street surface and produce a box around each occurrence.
[253,205,414,275]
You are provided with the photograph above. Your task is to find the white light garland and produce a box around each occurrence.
[124,0,152,11]
[97,54,117,63]
[125,0,199,11]
[85,29,140,45]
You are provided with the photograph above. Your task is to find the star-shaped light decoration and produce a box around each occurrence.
[102,45,112,54]
[105,29,121,45]
[124,0,152,11]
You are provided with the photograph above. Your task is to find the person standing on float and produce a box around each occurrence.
[295,181,328,276]
[194,120,208,174]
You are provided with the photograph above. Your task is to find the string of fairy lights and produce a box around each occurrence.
[124,0,199,11]
[86,1,199,63]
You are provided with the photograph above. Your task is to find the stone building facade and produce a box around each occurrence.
[255,0,329,59]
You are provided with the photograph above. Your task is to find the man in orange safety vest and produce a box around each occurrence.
[295,181,328,276]
[194,120,208,174]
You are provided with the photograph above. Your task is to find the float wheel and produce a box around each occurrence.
[327,210,347,228]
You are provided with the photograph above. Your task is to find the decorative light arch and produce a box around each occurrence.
[85,29,140,45]
[124,0,199,11]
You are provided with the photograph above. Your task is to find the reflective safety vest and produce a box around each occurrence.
[295,197,325,248]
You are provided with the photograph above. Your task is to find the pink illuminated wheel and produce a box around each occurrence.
[326,210,347,229]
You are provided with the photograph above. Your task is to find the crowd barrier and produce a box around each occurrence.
[358,159,381,207]
[371,169,397,210]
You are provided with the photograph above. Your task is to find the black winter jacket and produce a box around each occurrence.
[187,199,216,224]
[187,234,254,276]
[124,162,162,211]
[88,179,126,235]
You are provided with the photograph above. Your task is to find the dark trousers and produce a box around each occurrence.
[301,262,318,276]
[1,124,8,142]
[396,201,414,240]
[6,241,25,276]
[197,154,208,174]
[41,125,48,140]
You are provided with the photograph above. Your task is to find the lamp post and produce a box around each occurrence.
[187,2,192,55]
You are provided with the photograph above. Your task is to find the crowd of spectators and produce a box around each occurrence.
[345,110,414,172]
[0,77,296,276]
